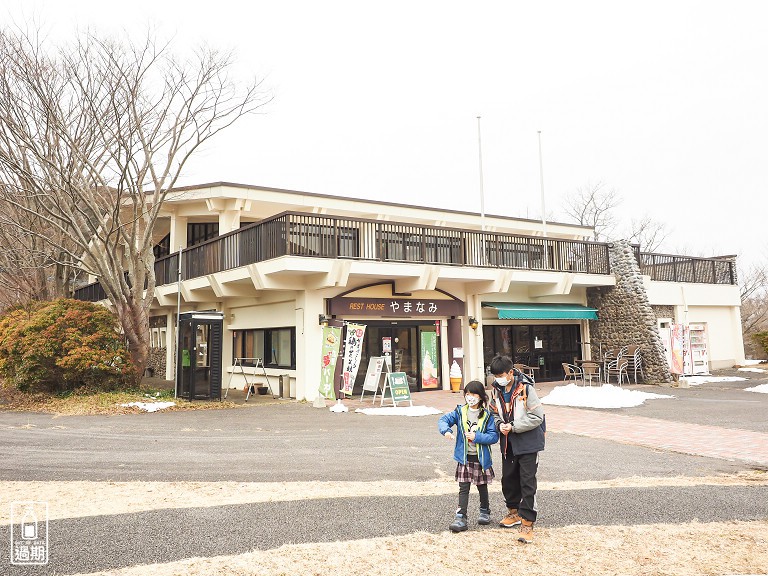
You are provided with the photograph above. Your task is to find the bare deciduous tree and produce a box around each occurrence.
[0,27,271,379]
[739,260,768,357]
[627,215,669,253]
[562,181,621,241]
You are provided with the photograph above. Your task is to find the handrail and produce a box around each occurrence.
[73,213,737,301]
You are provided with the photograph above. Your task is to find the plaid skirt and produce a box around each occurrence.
[455,459,495,485]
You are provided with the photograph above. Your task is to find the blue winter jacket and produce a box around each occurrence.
[438,404,499,471]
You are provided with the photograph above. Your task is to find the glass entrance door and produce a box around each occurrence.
[355,321,440,393]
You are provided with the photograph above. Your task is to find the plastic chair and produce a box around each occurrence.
[562,362,583,383]
[625,345,645,383]
[581,362,600,386]
[605,358,629,386]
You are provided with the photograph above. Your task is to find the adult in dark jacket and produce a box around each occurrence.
[488,354,545,544]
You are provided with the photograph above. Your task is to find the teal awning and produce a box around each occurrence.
[483,302,598,320]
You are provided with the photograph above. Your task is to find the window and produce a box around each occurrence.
[233,327,296,369]
[187,223,219,247]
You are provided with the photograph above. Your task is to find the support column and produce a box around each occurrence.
[295,290,325,401]
[170,215,188,251]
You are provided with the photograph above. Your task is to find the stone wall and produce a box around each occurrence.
[145,347,167,378]
[587,240,672,384]
[652,305,674,320]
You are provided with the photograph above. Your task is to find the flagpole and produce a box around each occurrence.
[174,246,182,399]
[477,116,487,265]
[538,130,547,237]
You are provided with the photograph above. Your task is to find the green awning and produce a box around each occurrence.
[483,302,598,320]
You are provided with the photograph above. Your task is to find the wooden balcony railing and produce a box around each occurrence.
[638,252,737,285]
[73,212,736,302]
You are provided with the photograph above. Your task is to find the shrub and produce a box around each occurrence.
[753,331,768,358]
[0,299,135,392]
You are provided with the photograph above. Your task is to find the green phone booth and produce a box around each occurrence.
[176,311,224,400]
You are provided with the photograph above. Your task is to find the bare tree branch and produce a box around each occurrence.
[0,26,271,377]
[562,181,621,242]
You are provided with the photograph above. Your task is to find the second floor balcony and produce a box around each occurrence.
[153,211,614,286]
[75,211,739,302]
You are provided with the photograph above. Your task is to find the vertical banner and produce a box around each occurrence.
[420,330,439,389]
[670,323,684,375]
[341,323,366,396]
[319,326,342,399]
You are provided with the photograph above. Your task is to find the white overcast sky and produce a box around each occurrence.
[9,1,768,269]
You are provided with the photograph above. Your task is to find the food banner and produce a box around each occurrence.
[420,331,439,389]
[670,323,685,375]
[341,323,366,396]
[319,326,342,399]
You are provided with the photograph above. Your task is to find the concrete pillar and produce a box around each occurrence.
[218,210,242,234]
[170,215,188,251]
[295,290,325,401]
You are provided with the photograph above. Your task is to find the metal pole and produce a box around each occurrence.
[477,116,487,265]
[174,246,182,399]
[538,130,547,237]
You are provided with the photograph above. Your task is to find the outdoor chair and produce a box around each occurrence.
[605,358,630,386]
[562,362,583,383]
[513,363,536,383]
[624,345,645,383]
[601,346,627,378]
[580,361,601,386]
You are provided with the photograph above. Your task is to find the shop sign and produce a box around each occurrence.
[329,297,464,318]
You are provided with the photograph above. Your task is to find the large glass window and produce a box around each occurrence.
[483,323,581,381]
[233,327,296,369]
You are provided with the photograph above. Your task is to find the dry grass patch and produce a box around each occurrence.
[0,384,239,415]
[71,521,768,576]
[3,471,765,524]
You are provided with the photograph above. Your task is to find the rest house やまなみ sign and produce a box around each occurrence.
[329,297,464,318]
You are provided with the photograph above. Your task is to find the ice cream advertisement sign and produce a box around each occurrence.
[420,331,439,389]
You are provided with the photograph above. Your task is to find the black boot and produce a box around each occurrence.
[478,508,491,525]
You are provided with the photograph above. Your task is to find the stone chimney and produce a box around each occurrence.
[587,239,672,384]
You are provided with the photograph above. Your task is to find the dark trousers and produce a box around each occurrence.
[501,451,539,522]
[457,482,489,516]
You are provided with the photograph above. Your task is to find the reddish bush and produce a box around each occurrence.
[0,299,134,392]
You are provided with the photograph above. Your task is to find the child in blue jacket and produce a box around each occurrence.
[438,379,499,532]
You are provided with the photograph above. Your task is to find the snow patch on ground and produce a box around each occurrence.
[355,406,443,416]
[541,384,673,409]
[119,401,176,412]
[738,367,767,373]
[680,376,748,386]
[745,384,768,394]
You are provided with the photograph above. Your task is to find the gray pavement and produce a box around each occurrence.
[0,369,767,574]
[0,402,751,483]
[3,485,768,575]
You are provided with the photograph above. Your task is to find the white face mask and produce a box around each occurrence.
[494,377,508,385]
[465,394,481,406]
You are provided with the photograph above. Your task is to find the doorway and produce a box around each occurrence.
[177,312,224,400]
[355,321,441,393]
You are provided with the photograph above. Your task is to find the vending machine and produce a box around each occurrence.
[657,321,709,376]
[684,323,709,375]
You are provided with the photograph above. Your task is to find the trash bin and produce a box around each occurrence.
[279,374,291,399]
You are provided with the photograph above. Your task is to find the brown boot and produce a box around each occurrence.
[517,519,534,543]
[499,508,522,528]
